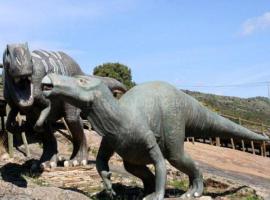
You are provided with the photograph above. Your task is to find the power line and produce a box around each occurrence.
[178,81,270,88]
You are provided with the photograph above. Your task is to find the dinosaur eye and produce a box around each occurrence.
[77,78,88,86]
[79,79,86,83]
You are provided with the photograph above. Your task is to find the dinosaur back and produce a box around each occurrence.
[31,50,84,76]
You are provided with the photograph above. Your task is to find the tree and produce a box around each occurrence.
[93,62,136,89]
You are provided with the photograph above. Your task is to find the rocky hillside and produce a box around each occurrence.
[184,90,270,126]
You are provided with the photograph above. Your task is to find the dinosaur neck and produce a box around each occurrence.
[86,87,128,137]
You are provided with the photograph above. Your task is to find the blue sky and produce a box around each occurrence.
[1,0,270,97]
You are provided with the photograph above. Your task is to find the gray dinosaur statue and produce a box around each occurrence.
[2,43,126,169]
[41,74,269,200]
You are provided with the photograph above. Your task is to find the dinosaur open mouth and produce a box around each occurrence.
[12,75,34,108]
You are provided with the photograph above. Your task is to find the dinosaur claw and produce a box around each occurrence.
[40,163,46,170]
[81,160,87,166]
[64,161,69,167]
[50,161,56,168]
[58,156,63,161]
[72,160,79,166]
[181,176,203,198]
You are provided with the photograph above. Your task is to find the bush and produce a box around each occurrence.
[93,63,136,89]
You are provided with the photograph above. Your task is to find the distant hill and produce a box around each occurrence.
[184,90,270,126]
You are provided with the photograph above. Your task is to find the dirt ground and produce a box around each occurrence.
[0,130,269,200]
[185,142,270,188]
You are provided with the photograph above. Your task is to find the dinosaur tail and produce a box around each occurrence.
[184,94,269,141]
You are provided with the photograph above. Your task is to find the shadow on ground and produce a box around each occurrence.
[0,159,43,188]
[0,161,257,200]
[204,185,247,198]
[90,183,250,200]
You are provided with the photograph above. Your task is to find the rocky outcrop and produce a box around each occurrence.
[0,181,89,200]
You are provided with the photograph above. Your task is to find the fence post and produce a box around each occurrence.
[238,117,246,152]
[251,141,255,155]
[261,123,266,157]
[209,138,213,145]
[62,118,72,136]
[230,138,235,149]
[216,137,220,147]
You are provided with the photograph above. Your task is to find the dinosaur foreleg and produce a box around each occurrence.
[123,161,155,195]
[34,101,51,132]
[96,138,115,198]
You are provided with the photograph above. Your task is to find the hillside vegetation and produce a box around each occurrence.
[184,90,270,126]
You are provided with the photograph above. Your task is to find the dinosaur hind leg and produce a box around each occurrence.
[123,161,155,195]
[64,105,88,167]
[166,127,203,198]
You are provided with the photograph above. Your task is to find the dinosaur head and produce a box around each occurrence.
[41,74,101,109]
[3,43,34,108]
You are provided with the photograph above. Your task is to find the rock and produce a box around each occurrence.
[165,196,213,200]
[0,153,10,161]
[198,196,213,200]
[0,181,89,200]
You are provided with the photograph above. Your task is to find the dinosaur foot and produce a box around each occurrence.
[180,177,204,199]
[30,155,65,172]
[40,161,57,169]
[63,159,87,167]
[143,192,163,200]
[30,160,56,173]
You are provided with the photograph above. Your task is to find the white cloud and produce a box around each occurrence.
[240,12,270,36]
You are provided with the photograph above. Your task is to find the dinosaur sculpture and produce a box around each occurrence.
[41,74,269,199]
[2,43,126,169]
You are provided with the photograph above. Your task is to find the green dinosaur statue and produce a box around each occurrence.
[41,74,269,200]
